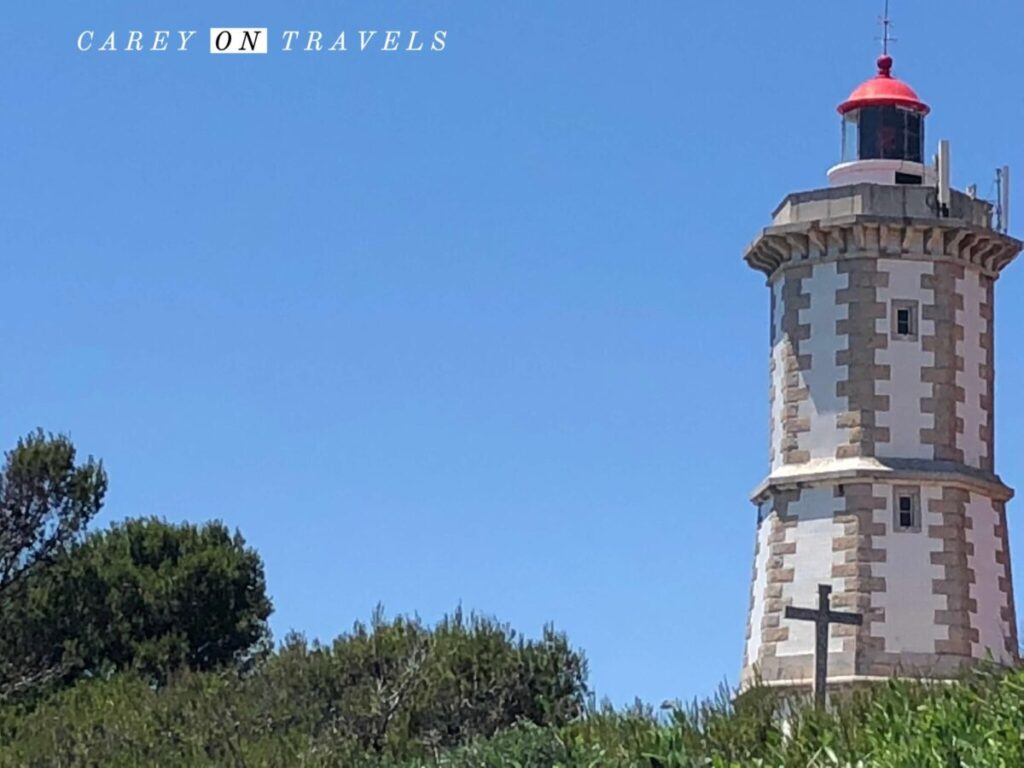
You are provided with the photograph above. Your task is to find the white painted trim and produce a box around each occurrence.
[749,458,1013,503]
[827,159,937,187]
[756,675,958,689]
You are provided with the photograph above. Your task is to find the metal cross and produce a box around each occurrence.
[784,584,863,709]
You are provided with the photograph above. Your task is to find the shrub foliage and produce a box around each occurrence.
[0,664,1023,766]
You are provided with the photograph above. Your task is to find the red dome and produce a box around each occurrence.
[838,55,930,116]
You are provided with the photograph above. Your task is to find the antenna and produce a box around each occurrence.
[995,167,1011,234]
[995,169,1003,232]
[879,0,898,54]
[937,140,951,218]
[1001,166,1010,233]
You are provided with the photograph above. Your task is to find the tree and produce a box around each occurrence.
[254,607,589,758]
[0,517,273,688]
[0,430,107,697]
[0,430,107,594]
[413,610,588,750]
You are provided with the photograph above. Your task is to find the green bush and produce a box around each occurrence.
[0,607,589,767]
[1,661,1023,766]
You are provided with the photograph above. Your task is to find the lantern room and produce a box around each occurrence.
[828,55,933,187]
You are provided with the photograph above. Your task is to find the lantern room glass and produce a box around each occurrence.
[842,113,858,162]
[840,106,924,164]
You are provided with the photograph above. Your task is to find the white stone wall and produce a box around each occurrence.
[797,262,850,463]
[871,484,947,653]
[875,259,936,460]
[751,242,1015,683]
[745,508,773,669]
[965,493,1013,663]
[776,487,846,657]
[770,279,785,471]
[957,269,988,470]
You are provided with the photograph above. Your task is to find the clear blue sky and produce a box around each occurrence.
[2,1,1023,707]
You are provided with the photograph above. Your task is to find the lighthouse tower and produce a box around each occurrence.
[741,53,1022,689]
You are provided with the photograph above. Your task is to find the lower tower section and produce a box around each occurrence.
[743,478,1017,688]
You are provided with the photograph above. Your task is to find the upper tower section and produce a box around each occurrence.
[830,55,932,188]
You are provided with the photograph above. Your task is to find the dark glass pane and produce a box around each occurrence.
[899,496,913,512]
[918,114,925,163]
[897,310,911,335]
[905,112,923,163]
[880,107,902,159]
[900,511,913,528]
[857,106,924,162]
[858,108,881,159]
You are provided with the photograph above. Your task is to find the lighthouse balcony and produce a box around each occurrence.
[743,183,1022,279]
[771,183,990,229]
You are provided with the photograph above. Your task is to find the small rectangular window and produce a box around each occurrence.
[891,300,919,341]
[898,496,913,528]
[897,309,912,335]
[893,487,921,532]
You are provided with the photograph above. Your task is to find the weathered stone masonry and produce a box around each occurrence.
[778,266,813,467]
[836,258,889,460]
[979,277,995,473]
[929,487,973,657]
[921,263,965,464]
[994,500,1018,656]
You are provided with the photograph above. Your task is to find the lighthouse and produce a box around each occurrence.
[741,52,1022,689]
